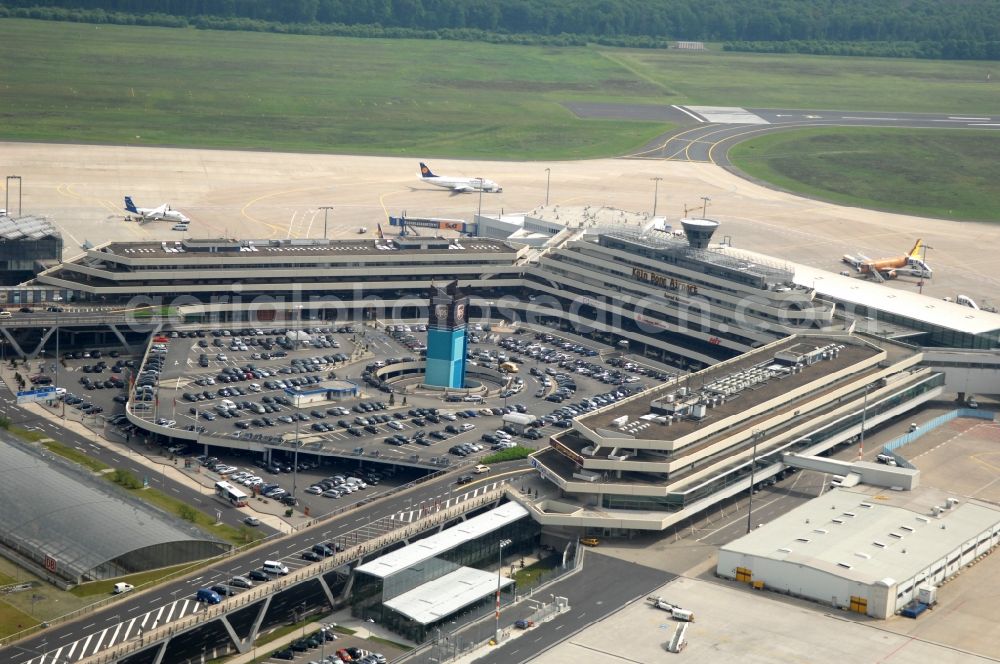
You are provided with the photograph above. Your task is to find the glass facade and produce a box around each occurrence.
[350,514,540,643]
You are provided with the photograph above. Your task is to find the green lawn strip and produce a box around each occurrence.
[42,440,110,472]
[482,446,533,464]
[0,572,17,586]
[69,562,198,597]
[331,625,357,635]
[121,483,263,547]
[730,127,1000,222]
[11,426,47,443]
[0,602,39,639]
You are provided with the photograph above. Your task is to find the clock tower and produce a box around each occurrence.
[425,281,469,389]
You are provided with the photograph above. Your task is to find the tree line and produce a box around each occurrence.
[2,0,999,60]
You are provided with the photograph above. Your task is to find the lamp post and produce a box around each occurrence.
[918,244,932,294]
[746,429,763,534]
[701,196,711,218]
[544,168,551,206]
[858,384,869,460]
[651,177,663,217]
[5,175,21,217]
[477,179,485,221]
[292,415,300,500]
[495,538,512,642]
[319,205,334,239]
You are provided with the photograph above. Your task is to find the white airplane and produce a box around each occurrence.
[418,162,502,193]
[124,196,190,223]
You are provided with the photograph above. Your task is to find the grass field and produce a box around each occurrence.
[3,18,1000,160]
[0,19,663,159]
[610,48,1000,114]
[729,128,1000,221]
[0,602,38,638]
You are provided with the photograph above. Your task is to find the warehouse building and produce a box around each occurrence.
[717,487,1000,618]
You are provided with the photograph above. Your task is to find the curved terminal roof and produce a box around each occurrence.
[0,438,227,582]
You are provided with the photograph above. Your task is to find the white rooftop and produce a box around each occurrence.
[383,567,514,624]
[721,488,1000,586]
[721,246,1000,336]
[355,502,528,579]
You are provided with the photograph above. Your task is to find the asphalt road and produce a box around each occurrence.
[562,102,1000,164]
[473,552,672,664]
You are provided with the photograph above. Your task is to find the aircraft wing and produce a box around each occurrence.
[451,184,474,193]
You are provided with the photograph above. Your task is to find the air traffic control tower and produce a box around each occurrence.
[679,217,720,249]
[424,281,469,389]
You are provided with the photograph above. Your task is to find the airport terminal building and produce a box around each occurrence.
[526,332,943,532]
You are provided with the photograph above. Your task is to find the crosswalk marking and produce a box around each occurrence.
[78,634,93,659]
[122,616,137,641]
[91,628,109,655]
[108,621,123,646]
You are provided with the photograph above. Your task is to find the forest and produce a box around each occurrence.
[2,0,999,59]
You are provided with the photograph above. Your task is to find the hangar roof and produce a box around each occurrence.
[720,487,1000,586]
[0,438,225,581]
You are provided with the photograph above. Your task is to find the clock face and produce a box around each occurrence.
[434,304,448,322]
[454,304,466,323]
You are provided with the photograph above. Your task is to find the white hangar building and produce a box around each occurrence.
[717,486,1000,619]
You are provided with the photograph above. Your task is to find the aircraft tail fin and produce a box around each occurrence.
[419,162,436,179]
[908,239,924,258]
[124,196,138,213]
[376,223,384,240]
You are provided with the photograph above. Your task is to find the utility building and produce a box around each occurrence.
[717,487,1000,618]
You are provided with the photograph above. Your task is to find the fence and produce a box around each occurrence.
[882,408,995,454]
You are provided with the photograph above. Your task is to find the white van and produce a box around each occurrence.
[0,311,11,319]
[263,560,289,576]
[220,399,237,411]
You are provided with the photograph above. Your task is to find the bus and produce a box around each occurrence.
[214,481,249,507]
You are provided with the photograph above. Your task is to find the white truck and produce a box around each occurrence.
[648,596,695,622]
